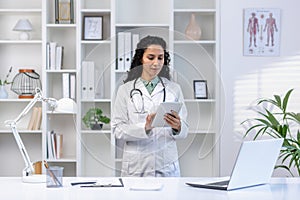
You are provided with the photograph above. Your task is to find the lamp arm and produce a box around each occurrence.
[4,88,58,176]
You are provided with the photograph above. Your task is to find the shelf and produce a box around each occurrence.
[0,98,35,102]
[189,130,215,134]
[46,69,77,73]
[46,24,76,28]
[46,111,77,115]
[0,130,42,134]
[46,157,76,163]
[115,23,170,28]
[0,40,42,44]
[81,99,111,103]
[174,40,216,44]
[81,9,111,13]
[174,9,216,13]
[0,9,42,13]
[81,130,111,134]
[184,99,216,103]
[81,40,111,44]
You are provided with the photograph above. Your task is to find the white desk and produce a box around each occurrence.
[0,177,299,200]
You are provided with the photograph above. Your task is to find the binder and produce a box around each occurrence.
[132,34,139,53]
[62,73,70,98]
[56,134,63,159]
[70,73,76,100]
[117,32,125,71]
[55,46,64,70]
[81,61,88,100]
[46,43,50,70]
[50,42,57,70]
[124,32,132,71]
[87,61,95,100]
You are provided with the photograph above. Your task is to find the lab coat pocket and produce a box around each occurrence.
[122,153,140,176]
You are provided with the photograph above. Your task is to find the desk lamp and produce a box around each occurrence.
[5,88,77,183]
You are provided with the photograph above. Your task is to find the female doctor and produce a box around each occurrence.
[112,35,188,177]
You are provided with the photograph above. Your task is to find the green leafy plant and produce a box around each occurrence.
[82,107,110,129]
[0,66,13,86]
[242,89,300,176]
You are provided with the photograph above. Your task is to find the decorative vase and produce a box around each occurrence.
[185,13,202,40]
[0,85,8,99]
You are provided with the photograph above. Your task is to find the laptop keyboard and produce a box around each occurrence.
[208,180,230,186]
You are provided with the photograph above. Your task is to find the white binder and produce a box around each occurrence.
[81,61,88,100]
[124,32,132,71]
[50,42,57,70]
[87,61,95,100]
[117,32,125,71]
[62,73,70,98]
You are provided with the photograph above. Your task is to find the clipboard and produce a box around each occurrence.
[151,102,183,127]
[79,178,124,188]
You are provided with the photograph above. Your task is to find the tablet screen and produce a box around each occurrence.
[151,102,183,127]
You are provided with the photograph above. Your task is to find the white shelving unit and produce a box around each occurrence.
[0,0,219,177]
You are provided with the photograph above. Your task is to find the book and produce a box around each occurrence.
[33,106,42,130]
[47,131,55,159]
[56,134,63,159]
[27,107,39,130]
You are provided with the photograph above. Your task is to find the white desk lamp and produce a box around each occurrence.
[5,88,76,183]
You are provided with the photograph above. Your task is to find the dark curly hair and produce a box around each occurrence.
[123,35,171,83]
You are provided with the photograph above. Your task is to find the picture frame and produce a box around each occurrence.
[55,0,74,24]
[83,16,103,40]
[193,80,208,99]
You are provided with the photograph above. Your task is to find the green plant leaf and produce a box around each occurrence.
[282,89,294,112]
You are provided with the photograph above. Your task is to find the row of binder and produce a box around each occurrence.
[117,32,139,72]
[46,42,64,70]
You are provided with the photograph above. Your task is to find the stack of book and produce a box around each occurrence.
[47,130,63,160]
[27,106,42,130]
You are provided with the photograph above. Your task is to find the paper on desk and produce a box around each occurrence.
[95,178,123,186]
[129,180,163,191]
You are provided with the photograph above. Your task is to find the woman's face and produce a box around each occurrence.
[141,44,164,81]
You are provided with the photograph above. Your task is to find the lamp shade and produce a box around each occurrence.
[13,19,33,40]
[11,69,41,98]
[13,19,33,31]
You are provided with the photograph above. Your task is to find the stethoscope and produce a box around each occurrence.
[130,77,166,113]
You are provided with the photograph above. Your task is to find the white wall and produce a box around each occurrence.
[220,0,300,176]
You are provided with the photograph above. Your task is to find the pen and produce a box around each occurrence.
[71,181,97,186]
[44,160,63,187]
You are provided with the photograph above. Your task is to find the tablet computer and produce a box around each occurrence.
[151,102,183,127]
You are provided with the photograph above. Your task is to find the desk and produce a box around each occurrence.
[0,177,299,200]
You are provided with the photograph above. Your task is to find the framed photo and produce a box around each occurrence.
[55,0,74,24]
[83,16,103,40]
[193,80,208,99]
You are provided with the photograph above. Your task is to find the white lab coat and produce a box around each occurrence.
[112,77,188,177]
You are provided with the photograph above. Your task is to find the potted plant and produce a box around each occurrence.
[242,89,300,176]
[82,107,110,130]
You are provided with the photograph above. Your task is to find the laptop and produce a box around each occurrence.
[186,138,283,191]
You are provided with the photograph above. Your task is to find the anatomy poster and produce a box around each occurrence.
[243,8,281,56]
